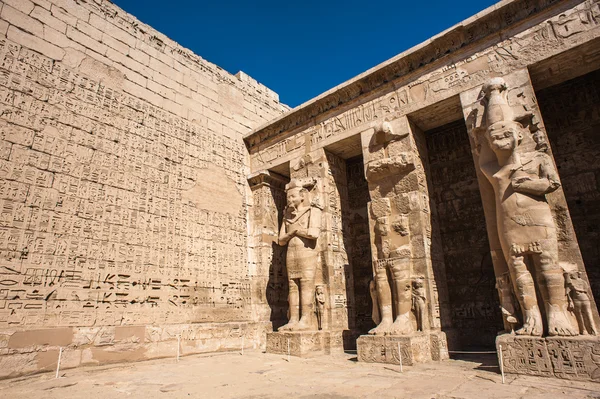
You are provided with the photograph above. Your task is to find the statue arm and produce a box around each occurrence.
[512,158,560,196]
[295,207,321,240]
[278,221,295,246]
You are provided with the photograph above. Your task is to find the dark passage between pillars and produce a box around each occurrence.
[425,119,503,350]
[536,68,600,306]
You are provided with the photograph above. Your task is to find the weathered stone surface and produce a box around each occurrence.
[1,0,600,381]
[0,0,286,378]
[357,331,447,365]
[497,334,600,382]
[265,331,344,357]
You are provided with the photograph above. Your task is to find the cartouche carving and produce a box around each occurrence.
[476,77,576,337]
[277,177,323,331]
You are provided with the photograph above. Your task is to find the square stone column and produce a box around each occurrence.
[356,115,449,365]
[247,171,288,329]
[460,69,600,381]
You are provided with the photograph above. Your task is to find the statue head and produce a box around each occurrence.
[567,270,582,281]
[286,186,307,210]
[413,277,425,290]
[533,130,549,152]
[285,178,316,211]
[486,120,523,155]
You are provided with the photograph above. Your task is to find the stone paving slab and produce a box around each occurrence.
[0,351,599,399]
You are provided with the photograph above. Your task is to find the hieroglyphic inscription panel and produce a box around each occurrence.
[0,0,286,347]
[247,0,600,173]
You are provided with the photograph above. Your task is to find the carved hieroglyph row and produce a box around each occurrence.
[248,1,600,172]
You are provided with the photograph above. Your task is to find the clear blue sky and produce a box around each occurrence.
[112,0,498,107]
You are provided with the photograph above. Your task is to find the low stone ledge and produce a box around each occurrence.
[265,331,344,358]
[357,331,448,366]
[497,333,600,382]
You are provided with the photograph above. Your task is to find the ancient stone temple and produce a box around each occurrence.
[1,0,600,383]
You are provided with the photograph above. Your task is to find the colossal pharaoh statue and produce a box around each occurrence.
[364,121,422,336]
[369,211,414,335]
[476,77,577,337]
[277,178,323,331]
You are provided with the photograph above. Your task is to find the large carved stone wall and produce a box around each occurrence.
[425,120,502,348]
[536,69,600,304]
[0,0,286,378]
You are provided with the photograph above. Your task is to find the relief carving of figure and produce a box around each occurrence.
[277,178,323,331]
[565,271,598,335]
[476,77,577,336]
[315,285,326,330]
[412,277,427,332]
[369,212,413,336]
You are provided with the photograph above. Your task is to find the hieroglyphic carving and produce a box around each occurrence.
[498,334,600,382]
[497,335,554,377]
[0,13,278,332]
[247,1,600,173]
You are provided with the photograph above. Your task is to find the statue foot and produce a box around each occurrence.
[293,319,313,331]
[278,321,299,332]
[547,306,578,336]
[515,309,543,336]
[368,319,393,336]
[388,314,414,336]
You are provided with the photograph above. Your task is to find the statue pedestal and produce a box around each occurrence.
[266,330,344,357]
[497,334,600,382]
[357,331,448,366]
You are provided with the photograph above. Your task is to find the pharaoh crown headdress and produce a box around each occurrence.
[285,177,317,191]
[479,77,516,129]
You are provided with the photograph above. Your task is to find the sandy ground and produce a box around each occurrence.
[1,350,599,398]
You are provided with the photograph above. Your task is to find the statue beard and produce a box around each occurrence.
[287,203,298,215]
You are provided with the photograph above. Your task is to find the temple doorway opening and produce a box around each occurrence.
[422,118,503,350]
[535,67,600,306]
[324,136,373,347]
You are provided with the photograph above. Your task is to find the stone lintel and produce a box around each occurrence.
[265,331,344,357]
[243,0,579,150]
[247,170,288,190]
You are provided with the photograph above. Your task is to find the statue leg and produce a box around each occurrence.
[574,302,586,335]
[508,252,543,336]
[295,275,316,331]
[389,260,414,335]
[582,302,598,335]
[279,278,300,331]
[535,244,577,336]
[368,263,393,335]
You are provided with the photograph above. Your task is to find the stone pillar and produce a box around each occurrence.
[247,171,288,332]
[356,116,449,365]
[460,69,600,381]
